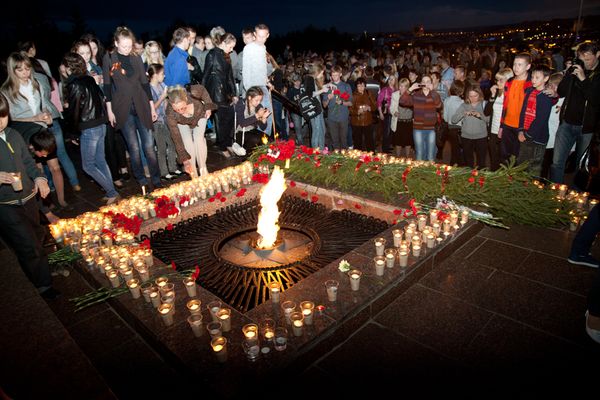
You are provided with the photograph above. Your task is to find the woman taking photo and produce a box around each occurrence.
[399,74,442,161]
[451,86,489,169]
[0,52,72,208]
[72,40,103,85]
[62,53,119,204]
[102,26,162,192]
[202,32,239,157]
[165,85,216,177]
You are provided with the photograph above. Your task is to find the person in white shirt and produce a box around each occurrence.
[484,68,514,171]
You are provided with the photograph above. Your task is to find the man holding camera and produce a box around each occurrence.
[550,42,600,184]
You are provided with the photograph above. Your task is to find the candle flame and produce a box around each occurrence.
[261,134,269,145]
[256,166,287,249]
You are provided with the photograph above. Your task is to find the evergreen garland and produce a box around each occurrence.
[249,142,578,228]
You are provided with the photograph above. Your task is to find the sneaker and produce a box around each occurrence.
[163,174,175,180]
[172,170,183,176]
[567,254,600,268]
[231,142,247,156]
[585,311,600,344]
[41,287,61,300]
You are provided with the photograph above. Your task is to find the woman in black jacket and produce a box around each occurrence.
[202,32,239,157]
[62,53,119,205]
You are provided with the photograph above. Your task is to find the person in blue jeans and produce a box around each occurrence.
[62,53,119,204]
[568,203,600,344]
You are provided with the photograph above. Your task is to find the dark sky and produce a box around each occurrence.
[45,0,600,39]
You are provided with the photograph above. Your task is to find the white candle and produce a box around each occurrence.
[290,312,304,336]
[443,219,451,233]
[430,210,438,225]
[217,308,231,332]
[461,210,469,224]
[211,337,228,363]
[186,299,202,316]
[432,222,441,236]
[399,251,408,267]
[268,282,281,303]
[392,229,402,247]
[300,301,314,325]
[325,280,339,302]
[150,289,161,308]
[413,245,421,257]
[127,279,141,299]
[349,270,361,291]
[385,249,395,268]
[158,303,174,326]
[107,270,120,288]
[137,267,149,282]
[183,277,197,298]
[427,234,435,249]
[374,256,385,276]
[418,215,427,231]
[187,314,204,337]
[374,238,386,256]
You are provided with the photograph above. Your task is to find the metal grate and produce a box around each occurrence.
[143,195,389,313]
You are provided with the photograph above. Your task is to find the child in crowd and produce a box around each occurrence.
[516,64,554,177]
[451,86,489,168]
[499,53,532,163]
[485,68,514,171]
[541,73,565,178]
[148,64,180,180]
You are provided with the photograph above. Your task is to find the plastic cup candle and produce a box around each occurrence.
[274,327,288,351]
[413,244,422,257]
[427,234,435,249]
[385,248,396,268]
[183,277,197,298]
[137,266,149,282]
[141,208,149,220]
[207,300,222,322]
[141,282,153,303]
[144,249,154,267]
[374,237,386,256]
[187,314,203,337]
[127,278,141,299]
[242,323,259,343]
[348,269,362,291]
[159,282,175,299]
[577,198,586,209]
[216,308,231,332]
[102,234,113,247]
[155,276,168,290]
[260,318,276,341]
[325,280,339,301]
[121,268,134,283]
[417,215,427,231]
[85,256,95,268]
[300,301,315,325]
[399,251,408,267]
[149,287,161,308]
[392,229,402,247]
[281,300,296,324]
[186,299,202,316]
[374,256,386,276]
[206,321,223,339]
[450,210,459,225]
[461,210,469,224]
[211,336,228,363]
[290,311,304,337]
[436,237,444,247]
[106,270,120,288]
[158,303,174,326]
[559,184,568,198]
[443,219,451,233]
[268,281,281,303]
[430,210,438,225]
[411,235,421,248]
[432,223,441,236]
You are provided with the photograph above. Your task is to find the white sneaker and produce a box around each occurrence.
[231,142,247,156]
[586,311,600,344]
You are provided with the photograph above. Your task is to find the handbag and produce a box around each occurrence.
[298,94,322,120]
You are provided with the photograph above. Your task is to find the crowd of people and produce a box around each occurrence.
[0,23,598,342]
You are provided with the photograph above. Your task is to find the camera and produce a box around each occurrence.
[567,58,584,74]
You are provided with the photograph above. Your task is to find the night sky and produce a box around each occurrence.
[41,0,600,38]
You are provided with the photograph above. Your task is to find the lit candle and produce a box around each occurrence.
[281,300,296,324]
[432,222,441,236]
[158,303,174,326]
[268,281,281,303]
[261,318,276,341]
[290,312,304,337]
[427,234,435,248]
[430,209,438,225]
[186,299,202,316]
[285,158,290,169]
[137,266,149,282]
[325,280,339,302]
[590,199,599,211]
[141,207,149,220]
[106,270,120,288]
[461,210,469,224]
[211,336,228,363]
[392,229,402,247]
[141,282,153,303]
[412,244,421,257]
[216,308,231,332]
[121,267,134,283]
[155,276,168,289]
[207,300,222,322]
[374,237,386,256]
[399,251,408,267]
[242,323,259,343]
[103,234,113,247]
[144,249,154,267]
[85,256,95,268]
[443,219,451,233]
[417,215,427,231]
[300,301,314,325]
[374,256,386,276]
[385,248,396,268]
[349,269,362,291]
[183,277,197,298]
[559,184,568,198]
[577,198,585,209]
[450,210,459,225]
[570,217,579,231]
[127,278,141,299]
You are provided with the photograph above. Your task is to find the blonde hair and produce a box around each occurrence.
[495,67,514,95]
[387,74,398,90]
[398,77,410,88]
[466,87,484,104]
[167,85,188,104]
[308,63,325,89]
[1,52,40,102]
[143,41,164,65]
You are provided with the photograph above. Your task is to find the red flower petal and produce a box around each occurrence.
[171,261,177,271]
[301,191,308,197]
[290,181,296,187]
[220,197,227,202]
[354,203,362,209]
[166,223,173,231]
[311,195,319,203]
[468,177,475,183]
[209,197,215,202]
[215,192,222,199]
[392,219,398,225]
[393,209,401,215]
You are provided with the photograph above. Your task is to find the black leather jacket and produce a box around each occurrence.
[202,48,236,106]
[64,74,108,131]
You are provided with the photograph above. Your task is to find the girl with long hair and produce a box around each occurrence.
[303,63,332,149]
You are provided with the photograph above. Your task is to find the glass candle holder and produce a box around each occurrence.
[141,282,153,303]
[144,249,154,267]
[373,256,386,276]
[260,318,276,341]
[348,269,362,291]
[417,214,427,231]
[106,270,120,288]
[211,336,228,363]
[399,250,408,267]
[374,237,386,256]
[442,219,451,233]
[300,301,315,325]
[206,321,223,339]
[281,300,296,324]
[461,210,469,224]
[183,277,197,298]
[121,267,134,283]
[207,300,222,322]
[385,248,396,268]
[290,311,304,337]
[325,280,339,302]
[392,229,402,247]
[274,327,288,351]
[426,234,435,249]
[268,281,281,303]
[186,299,202,316]
[159,282,175,299]
[432,222,441,236]
[187,314,203,337]
[216,308,232,332]
[242,323,259,343]
[429,209,438,225]
[127,278,141,299]
[450,210,459,225]
[149,287,161,308]
[155,276,168,290]
[158,303,174,326]
[136,266,149,283]
[413,244,422,257]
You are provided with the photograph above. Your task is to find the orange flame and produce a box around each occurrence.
[256,166,287,249]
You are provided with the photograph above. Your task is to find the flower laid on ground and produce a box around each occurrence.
[338,259,351,273]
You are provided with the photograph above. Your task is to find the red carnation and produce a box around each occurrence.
[393,209,401,215]
[171,261,177,271]
[220,197,227,202]
[209,197,215,202]
[354,203,362,209]
[468,177,475,184]
[191,265,200,280]
[300,191,308,197]
[311,195,319,203]
[290,181,296,187]
[166,223,173,231]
